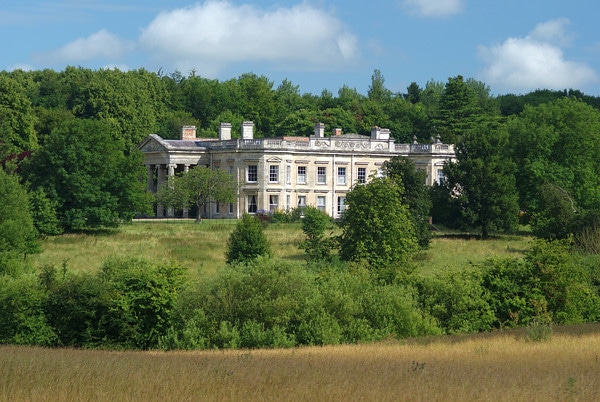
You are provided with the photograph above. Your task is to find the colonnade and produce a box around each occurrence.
[146,163,190,218]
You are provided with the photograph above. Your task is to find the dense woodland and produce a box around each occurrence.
[1,67,600,349]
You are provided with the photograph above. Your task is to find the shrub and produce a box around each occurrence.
[225,214,272,264]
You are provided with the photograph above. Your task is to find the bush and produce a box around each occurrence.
[0,274,56,345]
[225,214,272,264]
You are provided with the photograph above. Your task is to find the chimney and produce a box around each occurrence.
[242,121,254,139]
[314,122,325,137]
[219,122,232,141]
[333,128,342,136]
[371,126,390,140]
[180,125,197,141]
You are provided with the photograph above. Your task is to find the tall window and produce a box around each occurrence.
[297,166,307,184]
[337,167,346,185]
[337,196,346,214]
[298,195,306,207]
[229,202,234,214]
[215,203,220,214]
[437,169,445,184]
[286,165,291,184]
[247,195,257,213]
[286,195,291,210]
[317,166,326,184]
[269,165,279,183]
[269,195,279,212]
[357,167,366,184]
[247,165,257,182]
[317,196,326,212]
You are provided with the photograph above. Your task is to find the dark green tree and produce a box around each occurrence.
[436,75,483,144]
[438,121,519,238]
[22,119,151,231]
[383,156,432,248]
[0,168,39,269]
[225,214,272,264]
[0,73,38,159]
[299,206,335,260]
[338,177,418,280]
[155,166,236,223]
[367,69,392,103]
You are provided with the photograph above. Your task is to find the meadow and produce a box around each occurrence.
[14,220,599,400]
[2,323,599,401]
[31,219,533,277]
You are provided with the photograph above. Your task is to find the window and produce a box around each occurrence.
[437,169,445,184]
[286,195,291,210]
[286,165,291,184]
[317,166,326,184]
[229,202,234,214]
[247,195,257,213]
[247,165,257,182]
[215,203,220,214]
[297,166,307,184]
[269,165,279,183]
[298,195,306,207]
[357,167,366,184]
[269,195,279,212]
[337,167,346,185]
[317,196,326,212]
[337,196,346,214]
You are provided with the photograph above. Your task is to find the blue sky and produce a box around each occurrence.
[3,0,600,96]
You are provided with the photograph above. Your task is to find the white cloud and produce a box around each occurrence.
[40,29,134,64]
[401,0,464,17]
[138,1,358,76]
[479,19,597,92]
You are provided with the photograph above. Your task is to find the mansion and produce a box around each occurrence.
[138,122,455,219]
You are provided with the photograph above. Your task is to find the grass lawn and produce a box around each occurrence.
[31,220,533,277]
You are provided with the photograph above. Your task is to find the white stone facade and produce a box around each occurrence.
[138,122,455,219]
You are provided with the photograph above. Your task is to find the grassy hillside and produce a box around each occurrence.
[32,220,533,277]
[2,323,598,401]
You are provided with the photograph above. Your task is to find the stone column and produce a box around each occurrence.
[166,164,176,217]
[156,165,166,217]
[183,165,190,218]
[147,165,155,193]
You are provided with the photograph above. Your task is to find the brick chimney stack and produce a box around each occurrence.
[180,125,197,141]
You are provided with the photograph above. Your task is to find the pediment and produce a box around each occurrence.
[139,135,168,153]
[266,156,283,163]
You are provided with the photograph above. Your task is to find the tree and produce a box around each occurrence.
[383,156,432,248]
[338,177,418,280]
[225,214,271,264]
[22,119,151,231]
[438,121,519,238]
[0,168,39,273]
[367,69,391,103]
[507,97,600,218]
[155,166,236,223]
[436,75,483,144]
[0,73,38,159]
[299,206,335,261]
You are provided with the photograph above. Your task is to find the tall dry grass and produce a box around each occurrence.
[2,324,599,401]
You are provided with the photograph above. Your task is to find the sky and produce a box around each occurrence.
[3,0,600,96]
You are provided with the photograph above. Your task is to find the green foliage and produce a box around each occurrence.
[383,156,432,248]
[412,270,495,334]
[0,72,38,158]
[161,259,440,349]
[438,121,519,237]
[299,206,335,260]
[0,274,56,345]
[481,239,600,327]
[155,165,236,222]
[22,119,151,231]
[225,214,272,264]
[0,168,39,270]
[41,258,185,349]
[28,187,62,236]
[338,177,418,280]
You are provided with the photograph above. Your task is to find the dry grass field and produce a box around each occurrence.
[2,323,599,401]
